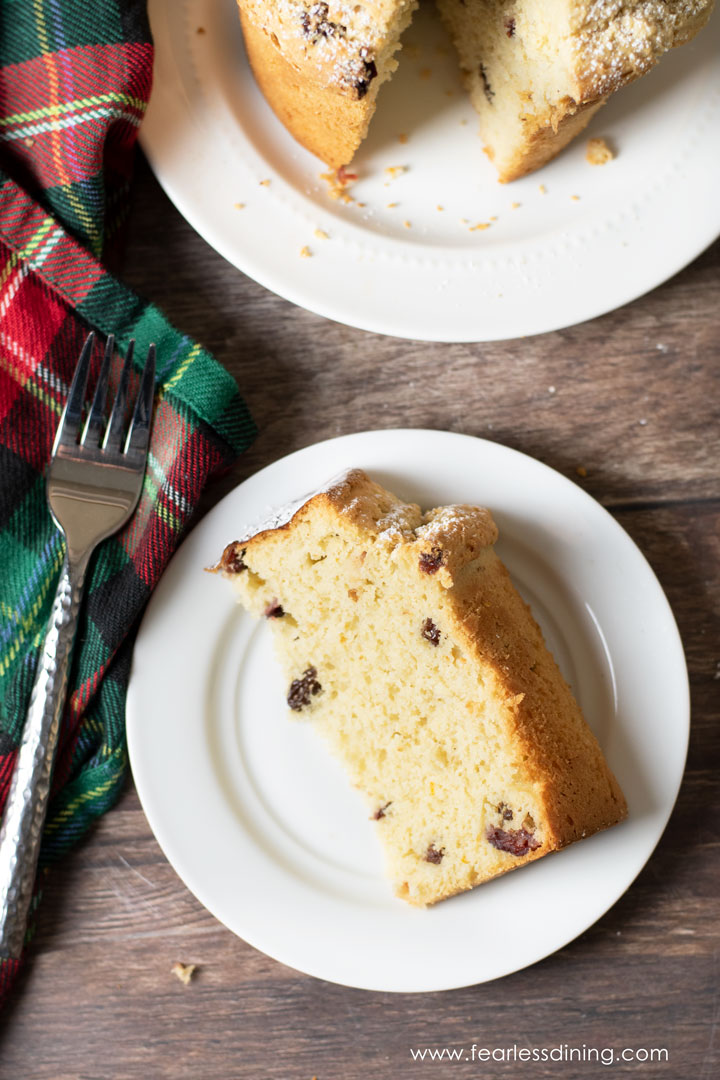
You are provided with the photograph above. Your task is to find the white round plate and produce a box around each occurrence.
[141,0,720,342]
[127,429,688,992]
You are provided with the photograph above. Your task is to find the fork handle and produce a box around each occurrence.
[0,551,88,959]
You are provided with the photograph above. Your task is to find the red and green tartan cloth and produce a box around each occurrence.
[0,1,255,1003]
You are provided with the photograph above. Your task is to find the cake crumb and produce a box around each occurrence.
[538,184,547,194]
[300,246,312,258]
[403,220,412,229]
[436,204,444,211]
[233,202,245,210]
[576,466,588,478]
[259,179,271,187]
[320,167,357,203]
[511,201,521,210]
[314,228,329,240]
[386,202,398,209]
[570,194,581,202]
[397,133,408,144]
[385,165,408,179]
[171,962,196,986]
[459,217,468,224]
[470,222,490,231]
[586,137,615,165]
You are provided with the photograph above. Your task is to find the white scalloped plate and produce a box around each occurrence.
[141,0,720,342]
[127,430,689,992]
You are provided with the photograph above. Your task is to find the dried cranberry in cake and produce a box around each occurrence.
[486,825,540,856]
[497,802,514,821]
[479,63,494,103]
[419,547,444,574]
[220,542,247,574]
[504,16,516,37]
[345,47,377,99]
[421,618,441,646]
[300,3,346,43]
[424,843,445,864]
[264,599,285,619]
[373,801,392,820]
[287,666,322,711]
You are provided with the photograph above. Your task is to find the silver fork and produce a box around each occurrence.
[0,331,155,959]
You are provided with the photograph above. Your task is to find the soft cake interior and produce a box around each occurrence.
[218,473,626,906]
[435,0,605,180]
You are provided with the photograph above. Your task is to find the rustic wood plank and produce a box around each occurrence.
[1,156,718,1080]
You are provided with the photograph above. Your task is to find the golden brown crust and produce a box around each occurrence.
[495,97,607,183]
[238,9,373,169]
[448,555,627,848]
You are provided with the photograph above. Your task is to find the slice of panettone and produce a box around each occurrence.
[211,469,626,906]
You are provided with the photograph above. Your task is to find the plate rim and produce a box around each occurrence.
[140,0,720,343]
[126,428,690,992]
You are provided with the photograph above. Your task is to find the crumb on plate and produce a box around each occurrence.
[586,137,615,165]
[320,167,357,203]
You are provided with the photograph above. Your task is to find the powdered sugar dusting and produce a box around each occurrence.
[234,468,360,543]
[243,1,417,95]
[574,1,712,94]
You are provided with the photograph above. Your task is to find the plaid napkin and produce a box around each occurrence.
[0,1,255,1003]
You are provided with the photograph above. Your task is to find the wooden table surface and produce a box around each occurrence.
[1,155,718,1080]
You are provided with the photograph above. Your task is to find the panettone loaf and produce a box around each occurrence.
[236,0,713,181]
[213,469,627,906]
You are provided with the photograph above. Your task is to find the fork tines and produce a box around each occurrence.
[56,333,156,459]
